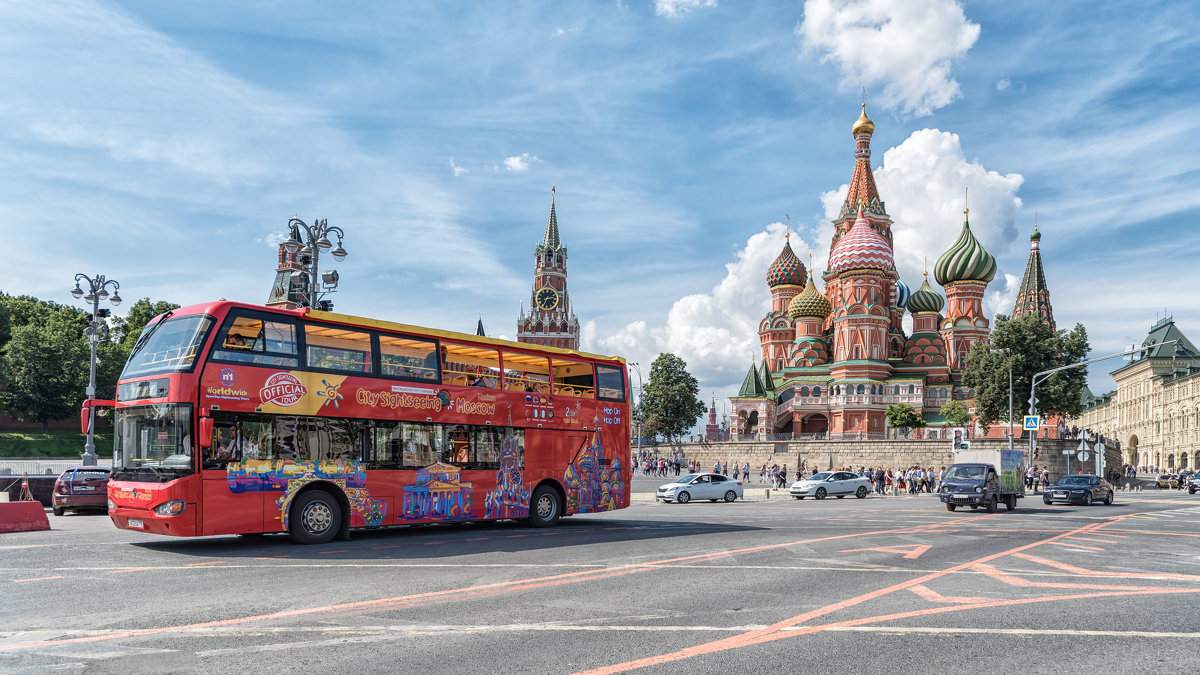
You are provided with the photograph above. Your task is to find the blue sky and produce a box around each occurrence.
[1,0,1197,419]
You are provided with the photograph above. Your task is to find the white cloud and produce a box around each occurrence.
[449,157,468,176]
[588,222,821,392]
[820,128,1024,296]
[798,0,980,116]
[995,78,1011,91]
[503,153,539,172]
[655,0,717,18]
[985,273,1020,321]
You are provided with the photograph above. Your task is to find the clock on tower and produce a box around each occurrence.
[518,187,580,350]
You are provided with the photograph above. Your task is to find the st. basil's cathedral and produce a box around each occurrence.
[730,104,1027,441]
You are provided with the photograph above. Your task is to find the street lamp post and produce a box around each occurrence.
[1027,341,1175,469]
[990,348,1015,454]
[71,274,122,467]
[282,217,348,310]
[630,362,644,461]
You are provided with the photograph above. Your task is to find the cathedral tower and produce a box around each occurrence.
[266,219,306,308]
[1012,221,1055,330]
[518,188,580,350]
[760,233,805,371]
[934,207,996,370]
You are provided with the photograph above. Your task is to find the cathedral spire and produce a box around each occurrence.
[843,103,882,218]
[1012,216,1055,330]
[542,185,561,250]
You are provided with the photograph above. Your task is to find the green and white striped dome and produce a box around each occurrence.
[934,215,996,285]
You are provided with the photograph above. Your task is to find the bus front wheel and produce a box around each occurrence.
[527,485,561,528]
[290,490,341,545]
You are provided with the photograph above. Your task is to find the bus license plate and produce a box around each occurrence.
[128,519,143,529]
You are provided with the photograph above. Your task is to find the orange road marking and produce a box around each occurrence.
[110,568,149,574]
[318,550,348,555]
[12,576,63,583]
[0,515,996,654]
[1010,552,1200,580]
[839,544,931,559]
[185,561,224,566]
[422,542,443,546]
[1051,542,1104,551]
[465,537,488,541]
[574,513,1144,674]
[908,584,990,604]
[970,563,1184,593]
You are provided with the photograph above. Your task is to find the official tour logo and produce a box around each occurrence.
[218,368,237,387]
[260,372,307,407]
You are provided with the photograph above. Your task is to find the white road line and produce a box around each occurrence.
[820,626,1200,639]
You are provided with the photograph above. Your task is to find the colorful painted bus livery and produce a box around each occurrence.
[93,301,631,544]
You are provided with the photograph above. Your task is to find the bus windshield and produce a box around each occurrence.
[112,404,195,481]
[121,315,214,378]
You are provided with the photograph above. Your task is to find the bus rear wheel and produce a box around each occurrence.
[527,485,561,528]
[289,490,341,545]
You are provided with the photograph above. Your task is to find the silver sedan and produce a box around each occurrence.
[789,471,873,500]
[656,473,744,503]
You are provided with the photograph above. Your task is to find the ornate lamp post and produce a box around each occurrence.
[282,217,348,310]
[71,274,122,466]
[630,362,644,461]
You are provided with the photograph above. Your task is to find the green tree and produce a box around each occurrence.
[111,298,179,350]
[940,399,973,427]
[963,314,1090,427]
[1,312,89,431]
[639,353,707,443]
[886,403,927,436]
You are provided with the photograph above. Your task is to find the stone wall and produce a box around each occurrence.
[639,437,1122,482]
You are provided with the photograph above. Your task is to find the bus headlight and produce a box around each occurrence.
[108,499,116,511]
[154,500,186,516]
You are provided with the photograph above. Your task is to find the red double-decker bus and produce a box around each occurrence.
[88,301,630,544]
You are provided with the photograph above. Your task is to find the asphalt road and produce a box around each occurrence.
[2,477,1199,674]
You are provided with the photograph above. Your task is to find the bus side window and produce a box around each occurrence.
[596,364,626,401]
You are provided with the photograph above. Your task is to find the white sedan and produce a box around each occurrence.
[656,473,744,503]
[789,471,872,500]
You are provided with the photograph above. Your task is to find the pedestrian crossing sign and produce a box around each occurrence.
[1023,415,1040,430]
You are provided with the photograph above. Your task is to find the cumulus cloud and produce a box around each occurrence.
[995,78,1011,91]
[798,0,980,116]
[820,128,1023,294]
[503,153,539,172]
[449,157,468,176]
[655,0,717,18]
[985,273,1020,321]
[588,222,821,392]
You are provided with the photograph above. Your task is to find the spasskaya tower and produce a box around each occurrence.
[517,187,580,350]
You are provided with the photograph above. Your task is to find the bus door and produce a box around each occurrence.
[201,420,267,534]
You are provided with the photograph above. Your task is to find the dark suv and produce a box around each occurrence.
[51,467,112,516]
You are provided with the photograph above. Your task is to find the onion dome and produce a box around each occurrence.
[893,279,911,309]
[934,211,997,285]
[829,208,892,274]
[907,273,944,314]
[1030,222,1041,241]
[787,274,832,320]
[766,233,806,287]
[852,103,875,136]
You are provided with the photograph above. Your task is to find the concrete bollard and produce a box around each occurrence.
[765,489,770,499]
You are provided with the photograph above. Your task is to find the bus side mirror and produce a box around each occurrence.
[199,417,213,449]
[80,406,91,434]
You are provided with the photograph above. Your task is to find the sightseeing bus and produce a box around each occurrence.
[85,301,630,544]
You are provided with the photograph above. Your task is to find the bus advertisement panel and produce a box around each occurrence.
[101,302,631,544]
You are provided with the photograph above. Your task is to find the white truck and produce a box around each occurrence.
[938,448,1026,513]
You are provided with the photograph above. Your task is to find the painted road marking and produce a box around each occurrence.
[840,545,931,559]
[110,568,150,574]
[318,550,349,555]
[820,626,1200,639]
[185,561,225,567]
[12,576,63,583]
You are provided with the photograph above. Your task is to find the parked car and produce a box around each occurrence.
[789,471,872,500]
[1043,474,1114,506]
[51,466,112,516]
[1188,474,1200,494]
[656,473,743,503]
[1155,474,1179,489]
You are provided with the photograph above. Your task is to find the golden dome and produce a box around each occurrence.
[852,103,874,136]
